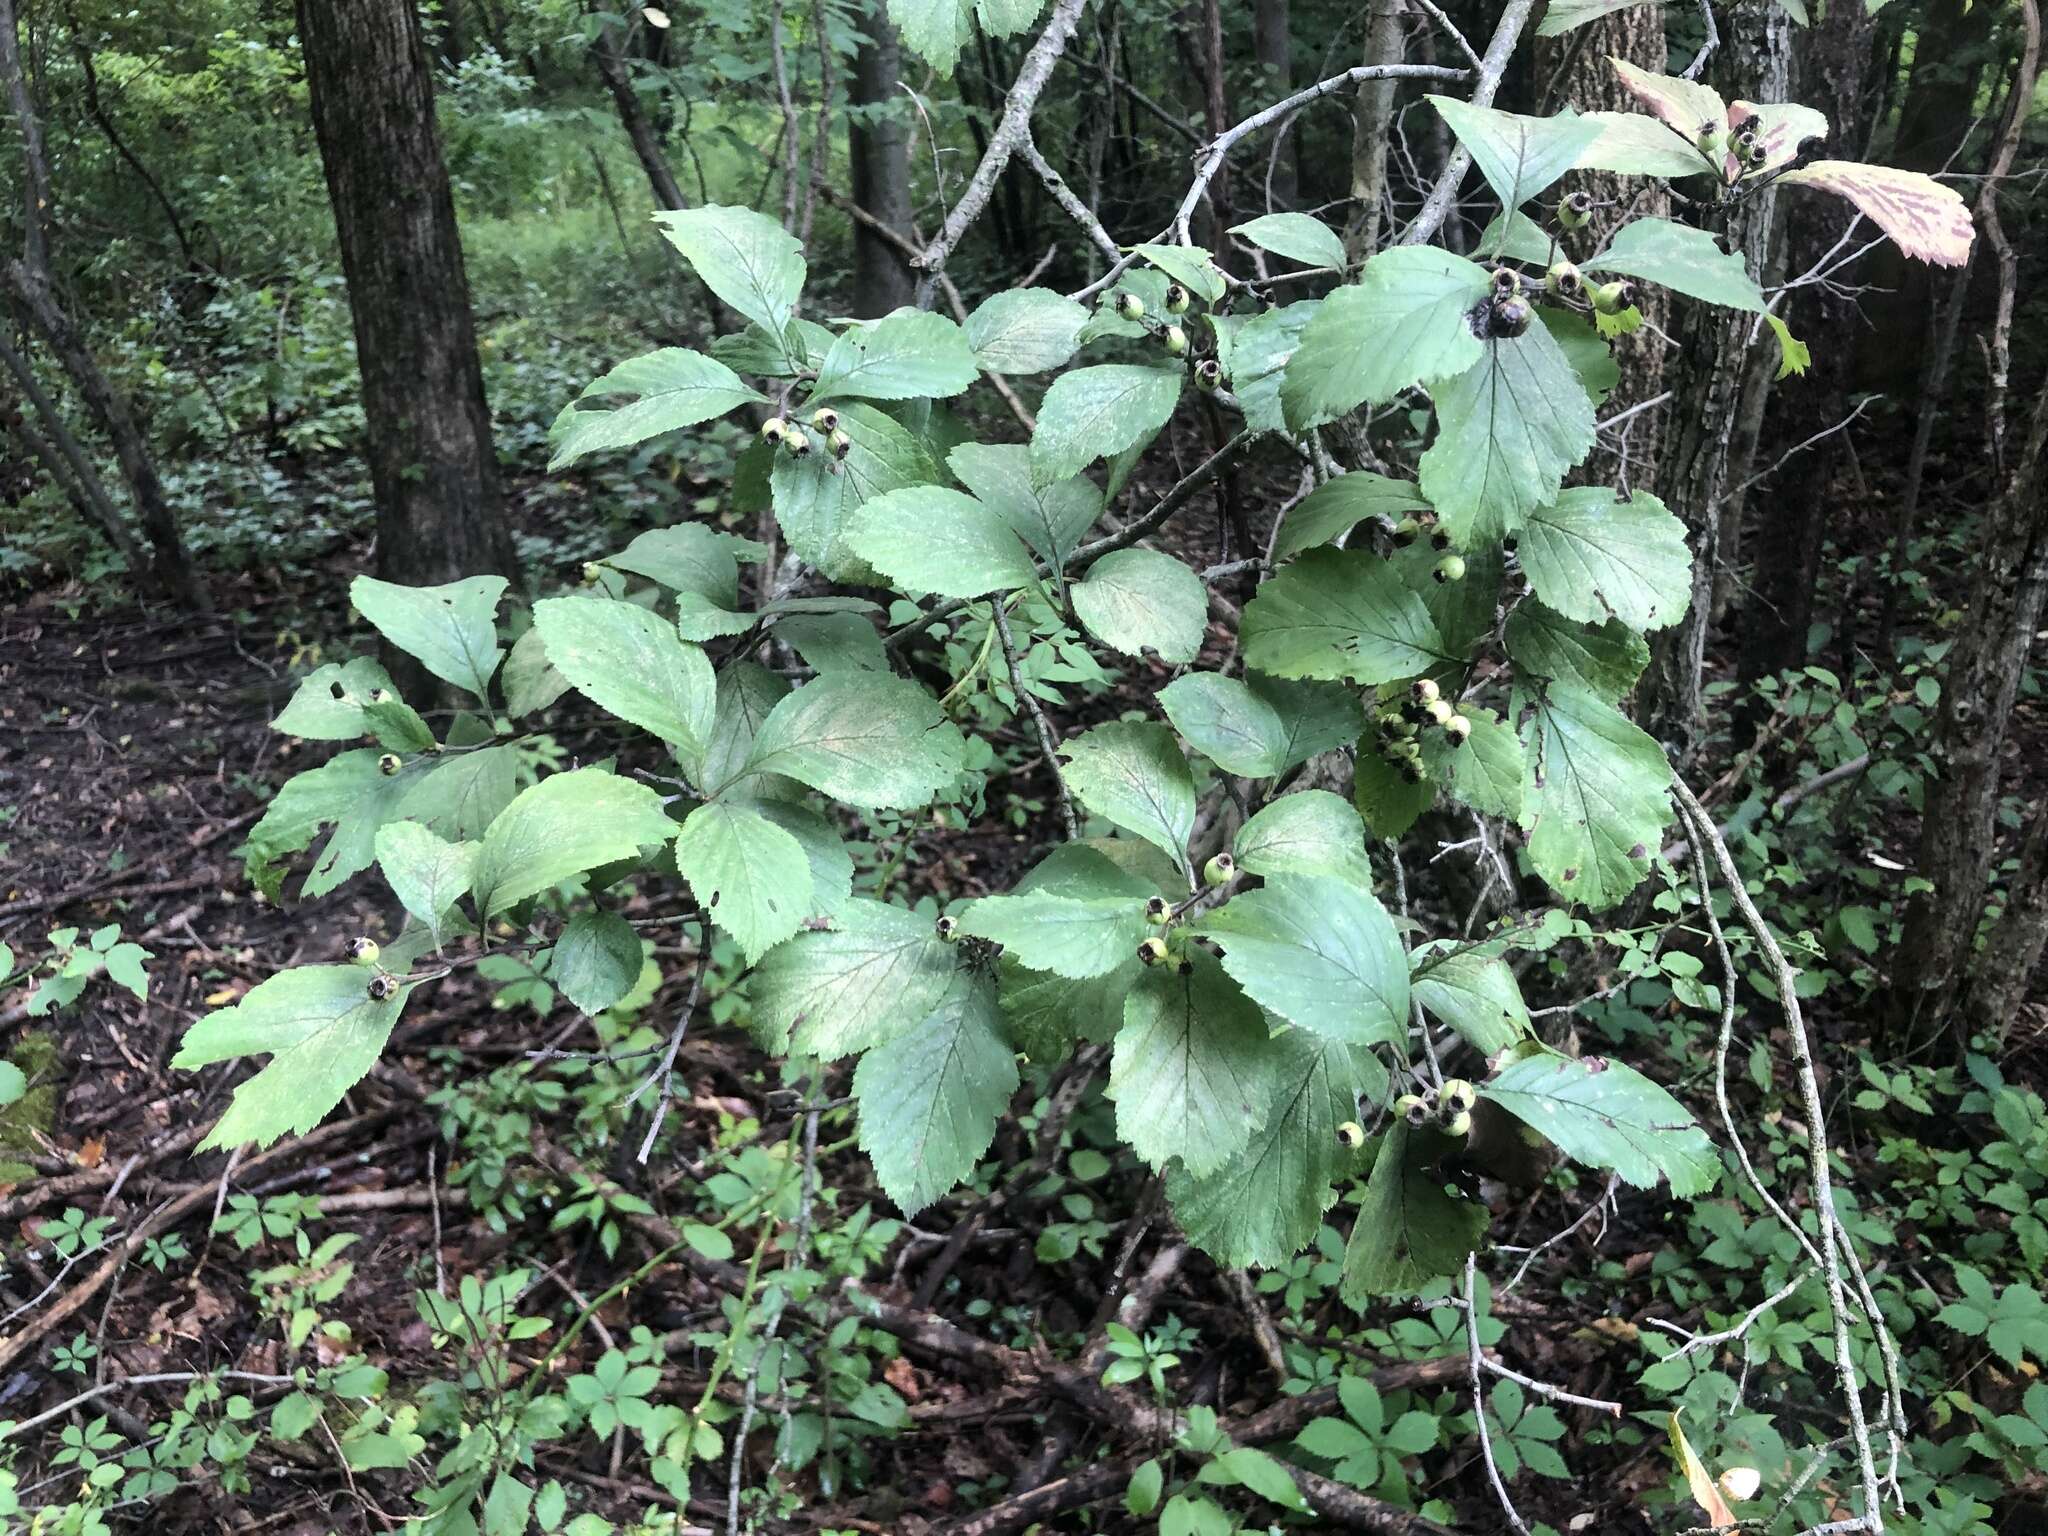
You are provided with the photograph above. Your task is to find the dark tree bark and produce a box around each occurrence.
[1252,0,1296,211]
[850,9,916,317]
[1965,807,2048,1045]
[1344,0,1406,261]
[591,11,687,212]
[0,0,206,609]
[1735,0,1877,699]
[1883,384,2048,1057]
[295,0,518,592]
[0,336,143,572]
[1641,0,1791,755]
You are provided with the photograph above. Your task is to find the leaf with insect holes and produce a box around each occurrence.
[1520,684,1671,910]
[351,575,506,703]
[674,800,814,963]
[1515,488,1693,633]
[1481,1048,1718,1194]
[752,898,957,1059]
[1071,549,1207,664]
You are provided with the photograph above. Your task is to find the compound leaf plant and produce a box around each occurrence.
[178,52,1970,1324]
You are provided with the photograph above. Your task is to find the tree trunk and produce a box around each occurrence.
[1641,0,1791,756]
[1964,807,2048,1046]
[295,0,518,595]
[1343,0,1406,261]
[850,9,915,317]
[1736,0,1876,700]
[0,338,144,574]
[1538,3,1670,457]
[1882,384,2048,1057]
[591,12,687,212]
[1252,0,1296,212]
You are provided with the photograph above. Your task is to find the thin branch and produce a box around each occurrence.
[1400,0,1536,248]
[1681,0,1721,81]
[1464,1253,1531,1536]
[992,600,1079,839]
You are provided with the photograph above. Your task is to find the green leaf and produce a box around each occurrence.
[550,911,645,1015]
[855,973,1017,1215]
[548,349,767,469]
[1340,1122,1489,1300]
[948,442,1102,571]
[606,523,743,606]
[886,0,974,71]
[1110,951,1272,1177]
[1168,1031,1381,1268]
[0,1061,27,1107]
[739,670,964,809]
[1423,706,1525,820]
[812,308,980,403]
[1766,314,1811,379]
[1272,473,1433,561]
[1199,1446,1310,1511]
[1412,944,1530,1055]
[1573,111,1716,179]
[772,401,945,581]
[532,597,716,767]
[1134,243,1228,303]
[1196,873,1407,1047]
[1160,672,1289,778]
[1233,790,1375,888]
[501,627,570,718]
[1429,98,1601,215]
[1229,213,1347,272]
[1058,722,1195,880]
[1000,954,1133,1060]
[1520,685,1672,910]
[1071,549,1207,664]
[1212,299,1316,435]
[755,802,855,917]
[846,485,1038,598]
[470,768,676,918]
[1504,601,1650,698]
[1031,365,1183,484]
[752,899,957,1058]
[1536,0,1667,36]
[373,822,476,945]
[1480,1048,1719,1194]
[1280,248,1491,431]
[965,288,1090,373]
[1587,217,1764,311]
[958,890,1150,979]
[1251,675,1368,771]
[655,205,805,339]
[1242,547,1447,683]
[400,744,520,842]
[1353,745,1436,840]
[350,575,507,703]
[1517,488,1692,633]
[243,748,420,903]
[1419,320,1598,544]
[674,801,814,963]
[174,965,411,1150]
[1542,308,1622,408]
[700,662,793,801]
[274,657,401,740]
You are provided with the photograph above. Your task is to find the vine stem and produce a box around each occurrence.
[1670,775,1884,1531]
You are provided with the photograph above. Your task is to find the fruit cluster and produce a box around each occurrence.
[1371,677,1471,785]
[761,406,853,468]
[1393,1076,1477,1139]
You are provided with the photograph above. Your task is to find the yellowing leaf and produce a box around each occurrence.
[1778,161,1975,267]
[1669,1414,1737,1530]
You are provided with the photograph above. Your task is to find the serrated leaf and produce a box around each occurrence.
[374,822,476,945]
[1777,160,1974,267]
[1536,0,1667,36]
[605,523,743,606]
[548,349,766,469]
[1167,1031,1382,1268]
[1160,672,1289,778]
[1058,721,1195,880]
[1109,951,1271,1177]
[1573,111,1716,178]
[855,973,1016,1215]
[1272,473,1432,561]
[753,898,957,1058]
[772,401,945,581]
[1481,1049,1718,1193]
[1242,547,1447,683]
[1072,549,1206,664]
[1232,790,1374,887]
[739,670,964,809]
[1214,299,1318,434]
[1517,488,1692,633]
[1422,707,1525,820]
[887,0,974,71]
[1197,874,1407,1047]
[1133,243,1228,303]
[1340,1122,1489,1300]
[845,485,1038,598]
[550,910,645,1015]
[174,965,411,1150]
[1586,218,1764,311]
[470,768,676,918]
[947,441,1102,571]
[1521,684,1671,909]
[350,575,506,703]
[1505,602,1650,697]
[1031,365,1183,484]
[1419,320,1597,545]
[957,889,1150,979]
[812,308,980,402]
[1229,213,1347,271]
[532,597,716,767]
[501,627,569,718]
[1429,97,1600,214]
[1280,249,1491,431]
[274,657,401,740]
[965,288,1089,374]
[1411,944,1529,1055]
[1353,745,1436,839]
[675,801,814,963]
[655,205,805,338]
[1610,59,1728,142]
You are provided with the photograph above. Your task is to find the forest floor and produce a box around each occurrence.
[1,414,2043,1533]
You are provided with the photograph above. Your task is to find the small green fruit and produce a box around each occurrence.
[579,562,602,586]
[1433,553,1467,584]
[936,914,959,941]
[1203,852,1236,888]
[828,428,853,460]
[1117,292,1146,321]
[1427,697,1455,727]
[1556,190,1593,230]
[1398,760,1427,786]
[1146,895,1172,926]
[1162,323,1188,356]
[1410,677,1441,705]
[1392,516,1421,548]
[1138,936,1169,966]
[367,971,399,1001]
[1490,266,1521,295]
[811,406,840,433]
[1491,295,1534,338]
[782,427,811,458]
[1336,1120,1366,1149]
[1590,279,1637,315]
[1443,1108,1473,1139]
[346,937,380,966]
[1439,1078,1477,1114]
[1165,282,1191,315]
[377,752,402,776]
[1546,260,1583,301]
[1444,714,1473,747]
[1193,358,1222,392]
[1395,1092,1432,1128]
[760,415,788,444]
[1696,122,1727,160]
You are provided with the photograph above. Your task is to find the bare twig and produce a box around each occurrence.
[991,600,1079,839]
[1401,0,1537,248]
